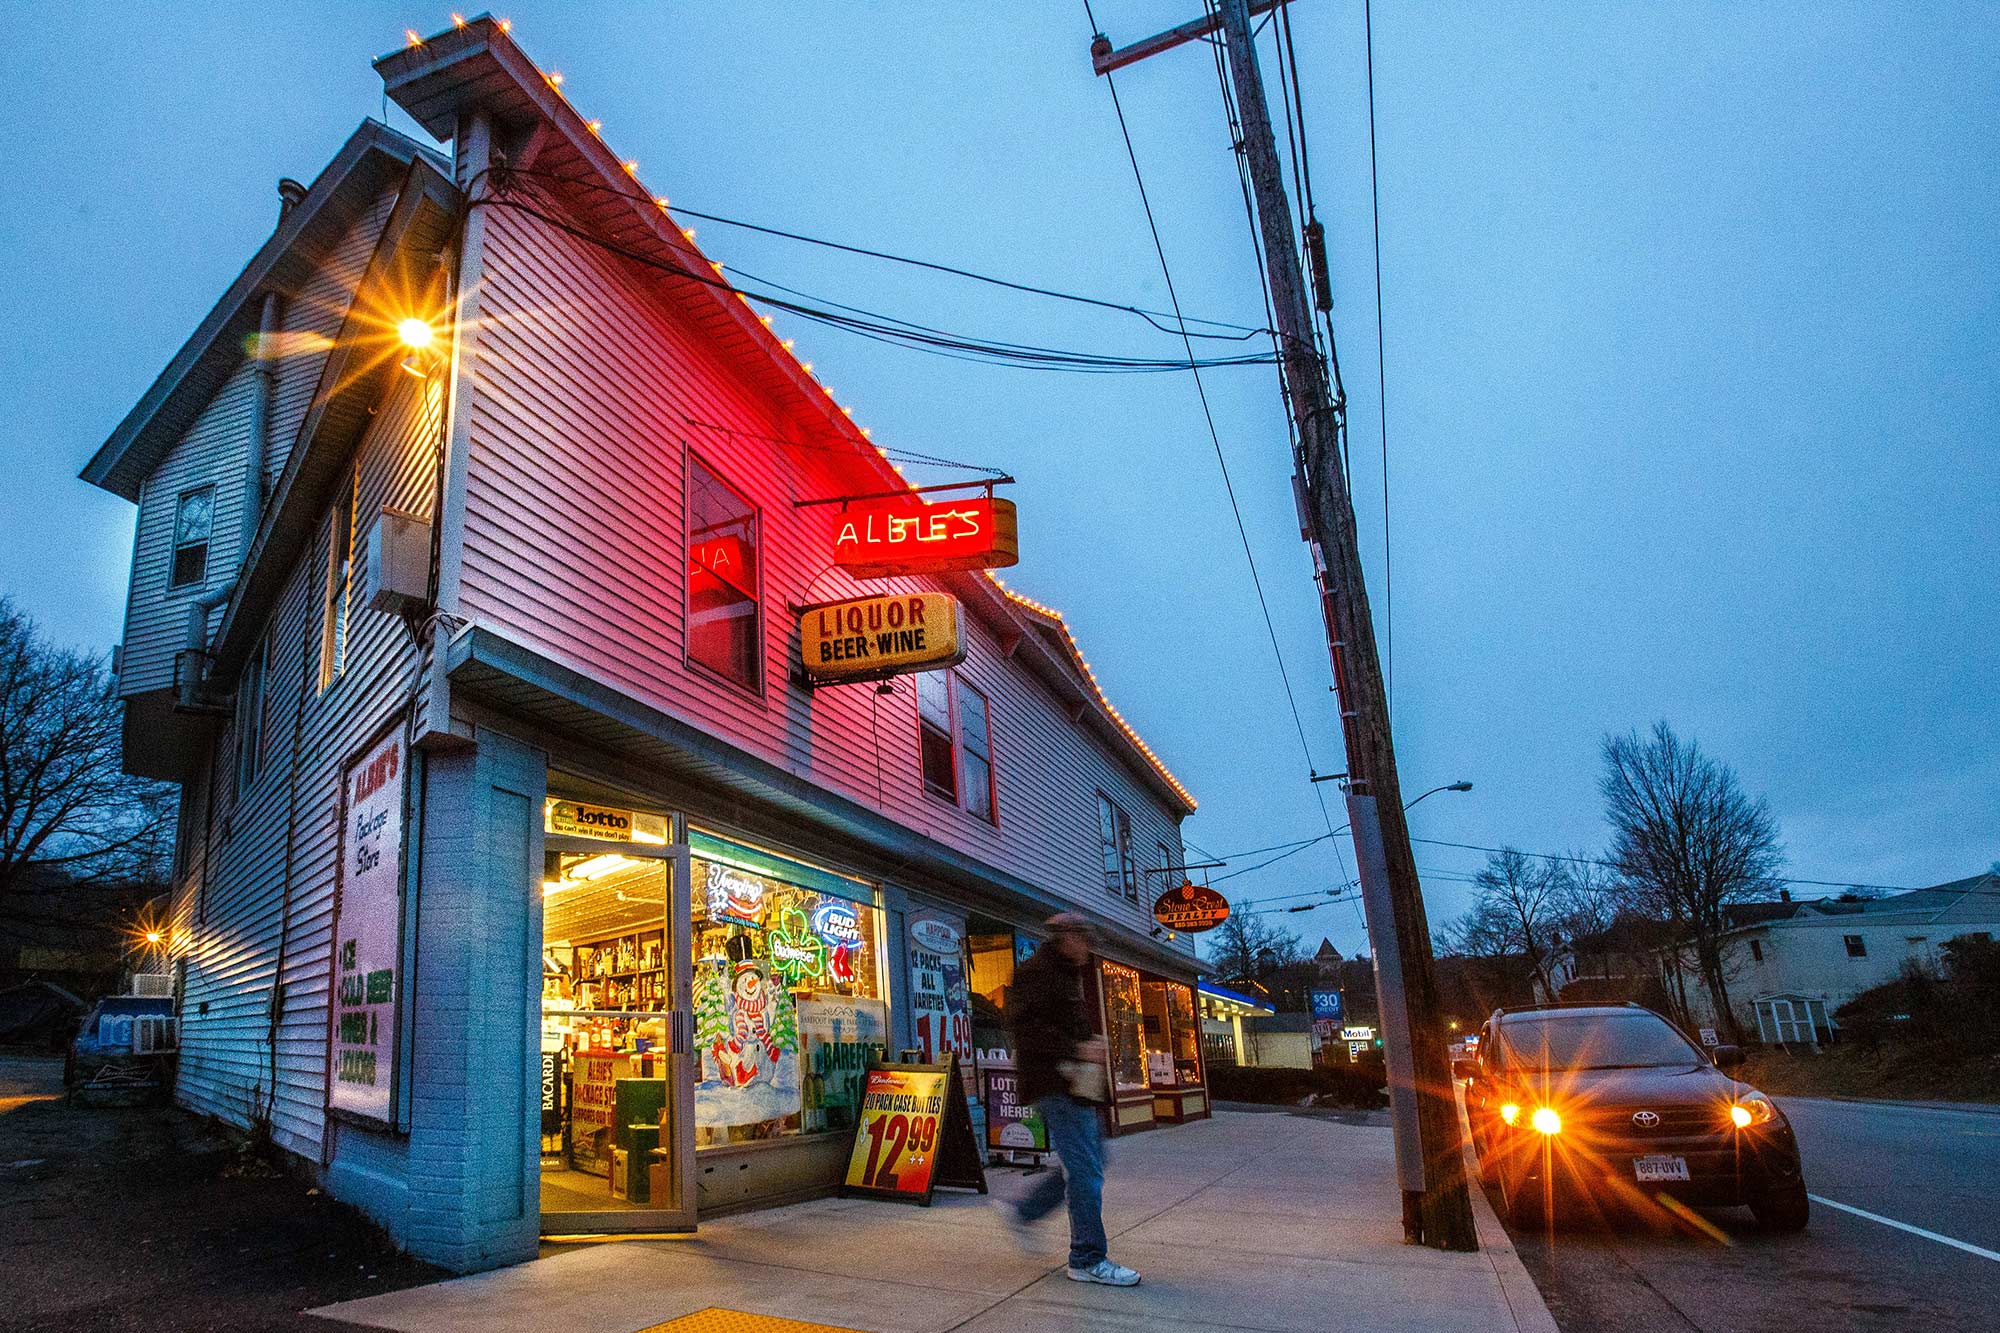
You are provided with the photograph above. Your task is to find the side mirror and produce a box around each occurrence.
[1451,1058,1478,1082]
[1712,1044,1744,1070]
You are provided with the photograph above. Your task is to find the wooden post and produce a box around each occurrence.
[1218,0,1479,1249]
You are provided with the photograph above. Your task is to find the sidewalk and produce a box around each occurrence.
[315,1108,1555,1333]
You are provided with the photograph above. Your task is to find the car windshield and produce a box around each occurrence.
[1498,1012,1703,1071]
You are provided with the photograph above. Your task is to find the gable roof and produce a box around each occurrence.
[1738,873,2000,932]
[375,17,1196,815]
[79,121,450,502]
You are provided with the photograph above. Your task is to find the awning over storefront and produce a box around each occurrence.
[446,625,1199,976]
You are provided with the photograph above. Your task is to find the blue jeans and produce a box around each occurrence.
[1016,1094,1107,1269]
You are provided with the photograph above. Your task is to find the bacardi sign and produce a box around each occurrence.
[832,496,1019,578]
[800,592,965,684]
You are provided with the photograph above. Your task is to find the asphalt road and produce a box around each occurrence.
[1502,1096,2000,1333]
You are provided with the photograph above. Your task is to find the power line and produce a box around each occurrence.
[1405,839,1918,894]
[505,171,1269,343]
[673,411,1006,477]
[1084,0,1341,835]
[468,192,1276,375]
[1364,0,1392,706]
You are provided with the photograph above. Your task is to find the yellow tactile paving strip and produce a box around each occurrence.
[633,1309,869,1333]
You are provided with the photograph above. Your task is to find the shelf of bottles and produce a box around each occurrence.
[570,929,669,1012]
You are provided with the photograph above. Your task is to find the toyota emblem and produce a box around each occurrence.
[1631,1110,1661,1128]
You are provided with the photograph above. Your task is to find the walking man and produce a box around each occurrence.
[1006,913,1140,1286]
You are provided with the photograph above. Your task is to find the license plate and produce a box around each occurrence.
[1634,1154,1690,1183]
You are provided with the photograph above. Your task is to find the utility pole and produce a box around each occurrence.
[1093,1,1477,1249]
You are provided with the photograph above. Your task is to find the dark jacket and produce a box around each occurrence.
[1008,943,1096,1104]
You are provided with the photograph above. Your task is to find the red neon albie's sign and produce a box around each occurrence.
[833,496,1019,578]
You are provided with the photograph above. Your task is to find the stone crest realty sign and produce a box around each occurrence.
[1152,880,1230,933]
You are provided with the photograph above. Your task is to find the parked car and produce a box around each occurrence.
[1457,1002,1808,1232]
[66,995,176,1103]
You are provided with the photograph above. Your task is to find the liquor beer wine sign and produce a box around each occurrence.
[799,592,965,684]
[832,495,1019,578]
[1152,880,1230,933]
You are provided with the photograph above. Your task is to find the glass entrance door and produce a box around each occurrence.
[539,815,695,1233]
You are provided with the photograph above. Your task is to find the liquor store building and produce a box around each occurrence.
[82,19,1203,1274]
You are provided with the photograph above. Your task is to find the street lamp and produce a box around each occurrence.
[1404,781,1472,812]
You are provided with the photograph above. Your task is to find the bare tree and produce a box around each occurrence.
[1441,848,1578,1000]
[0,598,174,925]
[1202,906,1305,982]
[1600,722,1783,1043]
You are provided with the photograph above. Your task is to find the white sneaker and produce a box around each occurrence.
[1066,1259,1141,1286]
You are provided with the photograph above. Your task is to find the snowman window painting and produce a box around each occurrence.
[690,858,882,1146]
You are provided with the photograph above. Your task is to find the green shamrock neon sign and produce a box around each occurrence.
[768,906,827,983]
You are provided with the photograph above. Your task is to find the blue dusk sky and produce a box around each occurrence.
[1,3,1993,957]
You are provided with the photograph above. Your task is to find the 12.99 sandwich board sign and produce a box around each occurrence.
[840,1056,987,1205]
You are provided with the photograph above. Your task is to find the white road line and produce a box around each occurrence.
[1809,1194,2000,1263]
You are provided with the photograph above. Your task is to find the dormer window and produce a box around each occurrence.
[170,486,215,589]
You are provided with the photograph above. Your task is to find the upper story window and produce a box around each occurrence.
[1099,794,1136,901]
[319,466,357,693]
[915,670,998,823]
[686,458,760,692]
[1843,934,1867,958]
[917,672,956,801]
[1748,938,1764,962]
[170,486,215,590]
[234,631,269,799]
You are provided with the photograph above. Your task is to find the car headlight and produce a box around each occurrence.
[1730,1094,1776,1127]
[1499,1102,1521,1126]
[1531,1106,1562,1136]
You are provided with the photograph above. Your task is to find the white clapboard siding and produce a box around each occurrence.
[268,190,397,487]
[173,352,442,1157]
[117,361,256,697]
[459,200,1188,935]
[117,192,397,701]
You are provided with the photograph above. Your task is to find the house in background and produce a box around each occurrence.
[1683,872,2000,1046]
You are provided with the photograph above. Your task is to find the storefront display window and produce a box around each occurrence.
[967,929,1016,1067]
[690,845,885,1147]
[1100,960,1148,1093]
[1141,978,1202,1088]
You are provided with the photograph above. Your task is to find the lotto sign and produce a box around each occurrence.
[841,1058,988,1206]
[983,1069,1049,1152]
[327,728,405,1126]
[799,593,965,684]
[832,495,1020,578]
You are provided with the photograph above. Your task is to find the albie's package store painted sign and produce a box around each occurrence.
[328,728,406,1125]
